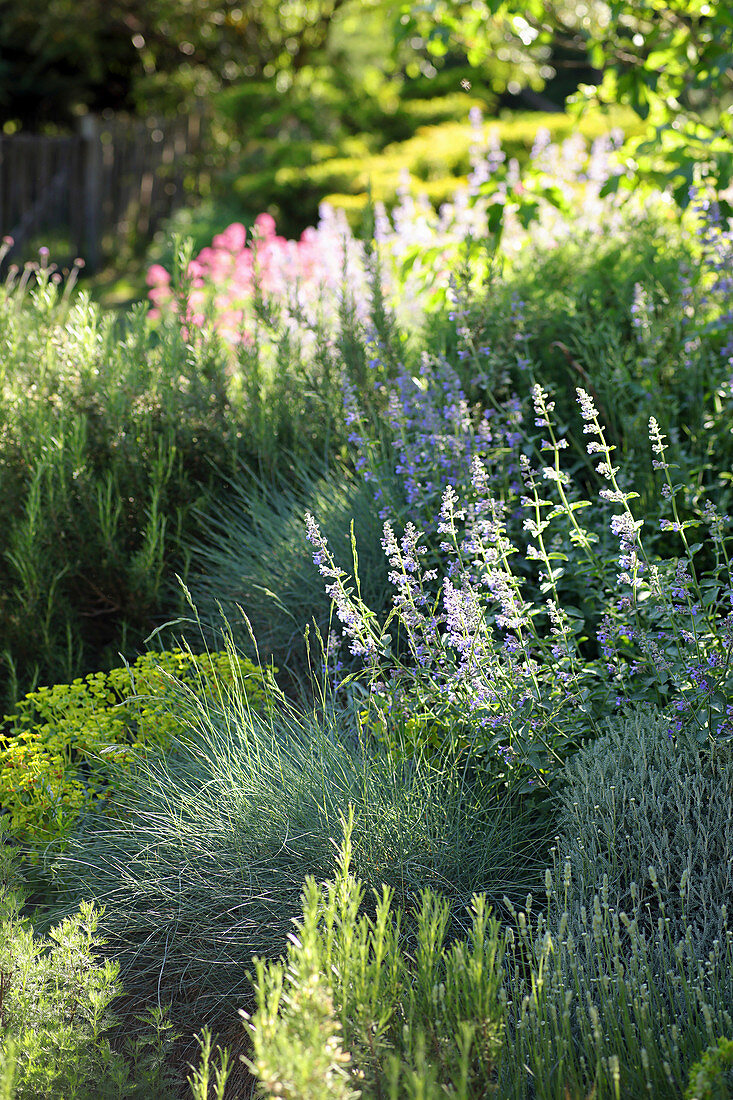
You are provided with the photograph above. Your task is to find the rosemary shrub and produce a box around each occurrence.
[244,810,506,1100]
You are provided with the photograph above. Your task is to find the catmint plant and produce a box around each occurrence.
[307,371,733,791]
[345,352,525,533]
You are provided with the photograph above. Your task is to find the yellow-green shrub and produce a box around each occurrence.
[685,1038,733,1100]
[319,106,643,228]
[191,105,642,238]
[0,649,274,853]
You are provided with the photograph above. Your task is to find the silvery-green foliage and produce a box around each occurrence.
[186,461,390,672]
[502,868,733,1100]
[497,707,733,1097]
[51,674,538,1032]
[556,707,733,958]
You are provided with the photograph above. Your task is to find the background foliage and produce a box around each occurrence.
[404,0,733,203]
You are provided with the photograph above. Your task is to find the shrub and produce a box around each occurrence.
[0,835,178,1099]
[0,648,273,858]
[244,811,506,1100]
[226,106,639,235]
[244,788,733,1100]
[205,86,493,237]
[321,106,642,228]
[685,1038,733,1100]
[152,105,640,252]
[501,858,733,1099]
[0,260,240,708]
[492,709,733,1099]
[305,373,733,795]
[555,707,733,959]
[217,81,489,149]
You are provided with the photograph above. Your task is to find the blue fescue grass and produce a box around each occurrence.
[46,630,545,1033]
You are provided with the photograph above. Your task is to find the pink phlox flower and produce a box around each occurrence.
[212,222,247,252]
[148,286,172,309]
[253,212,276,239]
[146,263,171,288]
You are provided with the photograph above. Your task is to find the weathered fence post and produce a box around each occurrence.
[78,114,102,271]
[0,108,205,271]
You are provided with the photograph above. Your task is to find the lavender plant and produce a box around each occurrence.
[555,707,733,963]
[501,857,733,1100]
[243,791,733,1100]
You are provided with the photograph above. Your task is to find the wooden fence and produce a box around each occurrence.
[0,110,206,272]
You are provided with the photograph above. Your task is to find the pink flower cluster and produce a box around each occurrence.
[146,211,362,345]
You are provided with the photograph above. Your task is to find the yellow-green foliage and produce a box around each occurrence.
[225,103,641,234]
[360,691,474,764]
[685,1038,733,1100]
[361,704,456,760]
[686,1038,730,1100]
[318,107,643,227]
[0,649,274,853]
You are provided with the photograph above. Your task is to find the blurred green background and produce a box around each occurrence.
[1,1,730,302]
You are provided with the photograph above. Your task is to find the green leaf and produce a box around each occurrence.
[516,199,540,229]
[487,200,505,239]
[600,175,621,197]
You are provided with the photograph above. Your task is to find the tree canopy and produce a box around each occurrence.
[396,0,733,199]
[0,0,360,126]
[2,0,731,202]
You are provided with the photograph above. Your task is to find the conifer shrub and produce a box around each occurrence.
[0,835,179,1099]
